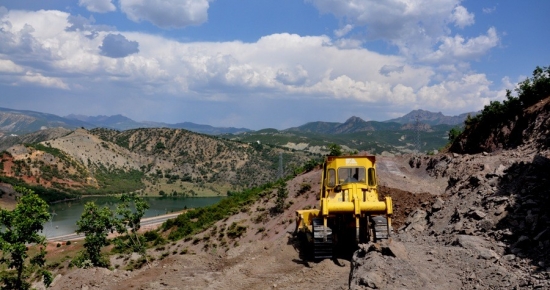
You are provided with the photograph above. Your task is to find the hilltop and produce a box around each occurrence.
[386,109,476,126]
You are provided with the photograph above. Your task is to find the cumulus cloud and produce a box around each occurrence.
[99,34,140,58]
[0,21,54,71]
[0,9,501,118]
[79,0,116,13]
[423,27,499,62]
[306,0,492,63]
[276,66,308,86]
[120,0,211,28]
[450,6,474,28]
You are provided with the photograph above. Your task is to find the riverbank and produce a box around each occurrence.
[47,211,184,242]
[42,196,224,238]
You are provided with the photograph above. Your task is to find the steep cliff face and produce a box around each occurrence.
[451,96,550,154]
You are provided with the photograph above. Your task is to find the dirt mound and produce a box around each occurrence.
[379,186,433,229]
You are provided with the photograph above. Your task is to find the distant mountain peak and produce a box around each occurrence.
[386,109,476,126]
[344,116,366,124]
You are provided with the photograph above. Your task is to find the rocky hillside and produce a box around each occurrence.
[0,127,72,152]
[452,66,550,154]
[452,96,550,153]
[348,66,550,289]
[0,127,312,202]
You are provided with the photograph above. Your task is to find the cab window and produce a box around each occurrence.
[338,167,366,184]
[368,168,376,186]
[327,169,336,187]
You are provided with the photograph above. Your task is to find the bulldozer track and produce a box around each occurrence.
[312,218,333,259]
[372,216,390,240]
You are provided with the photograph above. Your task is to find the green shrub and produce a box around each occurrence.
[467,65,550,128]
[164,179,288,241]
[272,185,288,214]
[226,222,247,239]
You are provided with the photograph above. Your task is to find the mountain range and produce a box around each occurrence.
[386,109,475,125]
[0,107,250,135]
[0,106,475,137]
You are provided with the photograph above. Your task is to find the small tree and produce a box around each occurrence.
[76,202,115,267]
[114,193,150,266]
[328,143,343,156]
[0,186,52,289]
[272,185,288,214]
[448,127,463,143]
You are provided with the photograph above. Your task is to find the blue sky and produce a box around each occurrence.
[0,0,548,129]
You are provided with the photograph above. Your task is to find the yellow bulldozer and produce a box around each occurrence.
[295,155,393,259]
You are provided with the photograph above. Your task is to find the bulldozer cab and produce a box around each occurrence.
[327,157,374,182]
[322,156,379,203]
[296,155,392,259]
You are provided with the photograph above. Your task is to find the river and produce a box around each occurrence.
[41,196,224,238]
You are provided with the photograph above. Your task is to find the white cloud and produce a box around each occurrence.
[482,7,496,14]
[120,0,211,28]
[415,73,495,112]
[423,27,499,62]
[0,9,501,119]
[78,0,116,13]
[0,59,24,73]
[334,24,353,38]
[450,5,474,28]
[18,72,69,89]
[276,66,309,86]
[306,0,493,63]
[307,0,458,45]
